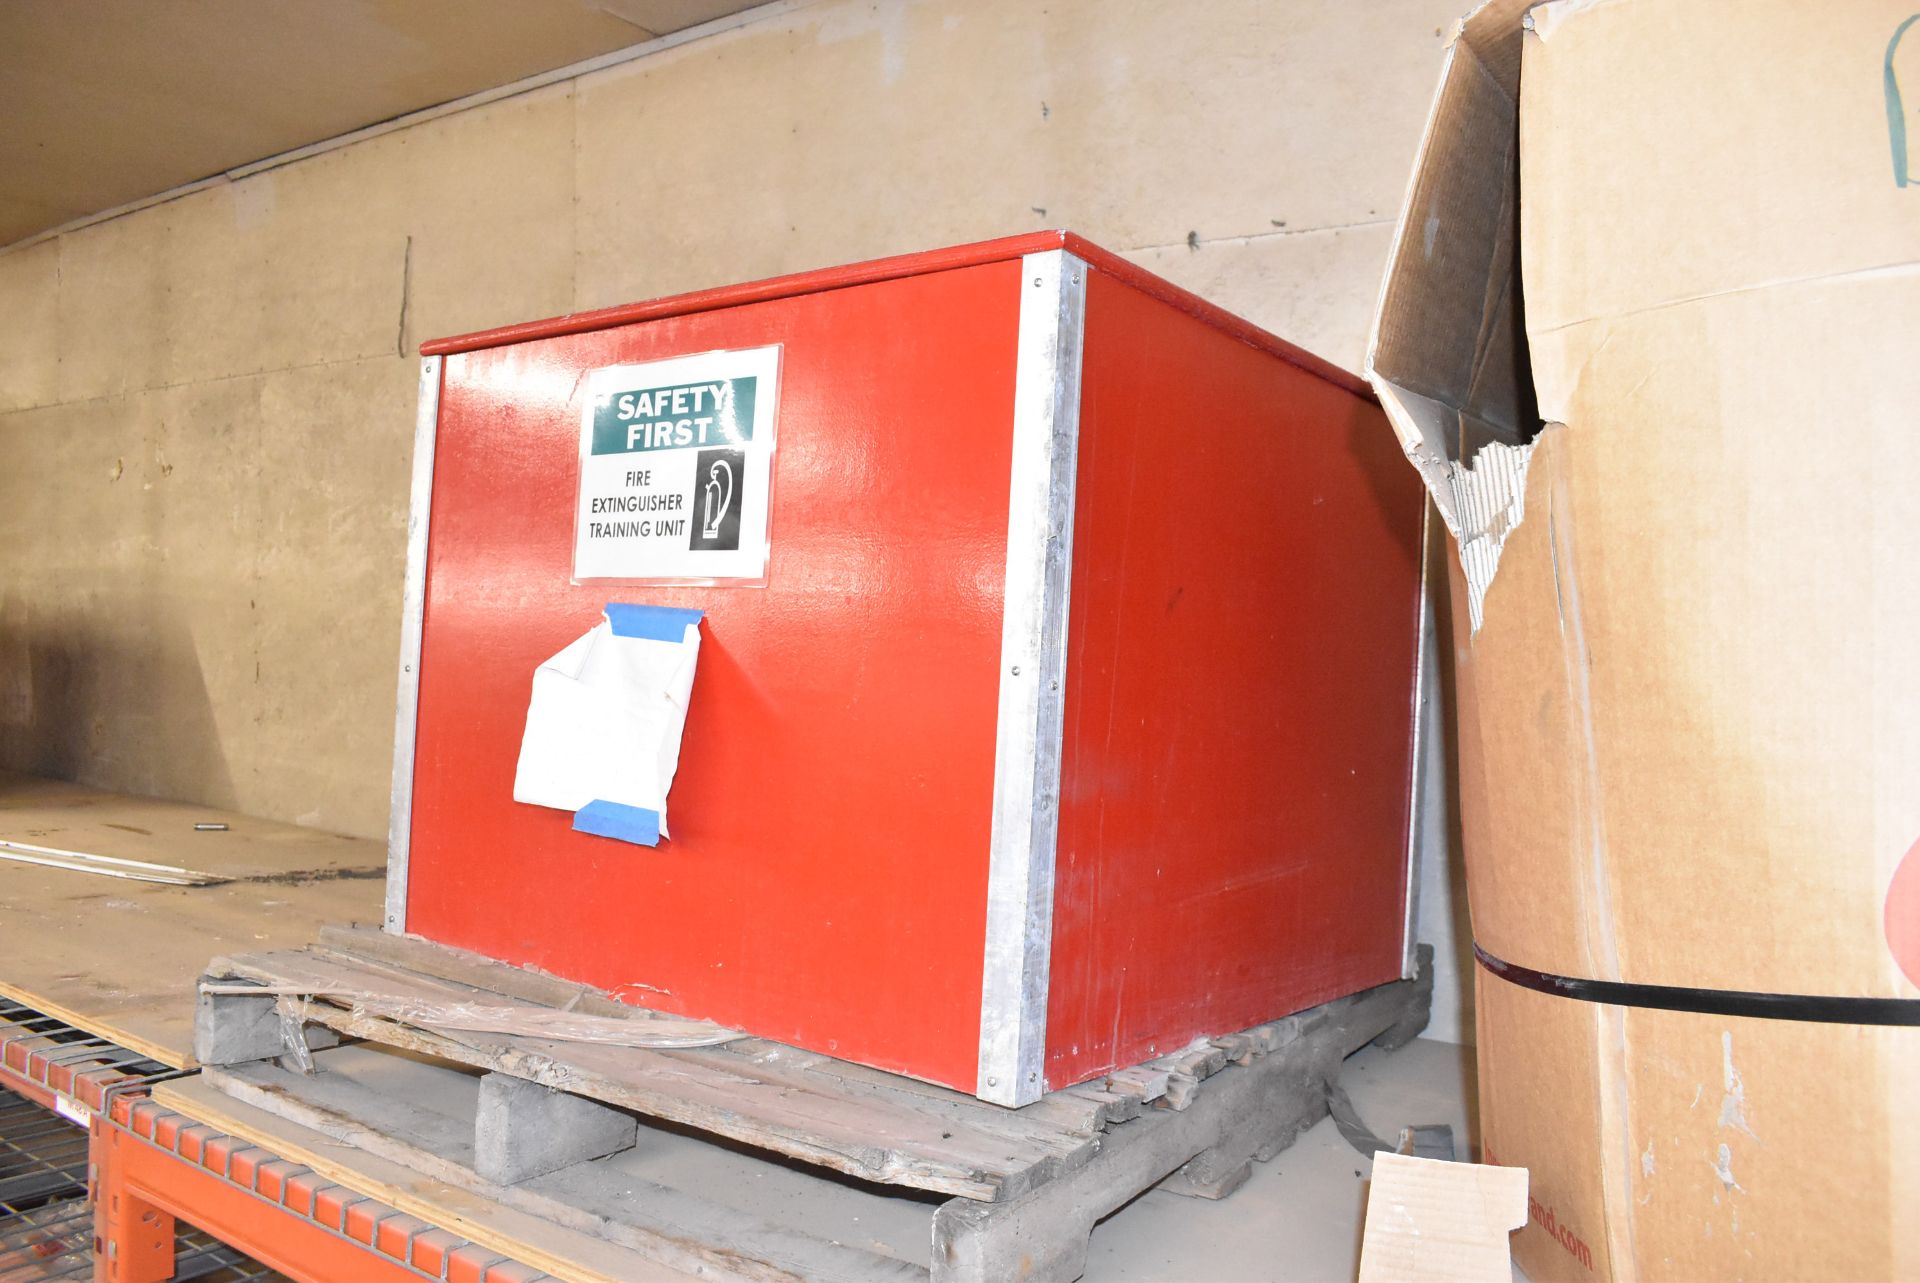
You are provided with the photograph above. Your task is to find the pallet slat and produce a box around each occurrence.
[203,947,1077,1200]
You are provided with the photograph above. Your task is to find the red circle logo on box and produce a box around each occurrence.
[1888,835,1920,990]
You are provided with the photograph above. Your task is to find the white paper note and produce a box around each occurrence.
[512,605,702,841]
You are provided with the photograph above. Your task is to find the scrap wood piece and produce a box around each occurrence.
[1159,1071,1203,1111]
[1105,1065,1169,1102]
[1358,1152,1528,1283]
[1210,1032,1256,1063]
[1247,1017,1303,1054]
[1152,1039,1228,1082]
[1057,1086,1142,1126]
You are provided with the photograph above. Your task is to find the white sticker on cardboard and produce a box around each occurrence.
[573,346,781,584]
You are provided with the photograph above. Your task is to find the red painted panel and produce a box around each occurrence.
[1045,269,1425,1087]
[408,261,1021,1090]
[421,230,1372,402]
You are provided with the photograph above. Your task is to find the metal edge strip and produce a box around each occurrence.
[1400,501,1435,978]
[384,354,443,934]
[977,250,1087,1107]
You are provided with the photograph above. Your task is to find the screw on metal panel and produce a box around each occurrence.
[987,1076,998,1086]
[1033,277,1042,287]
[1071,274,1080,283]
[1011,665,1021,675]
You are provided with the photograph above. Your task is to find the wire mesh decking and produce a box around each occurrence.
[0,997,286,1283]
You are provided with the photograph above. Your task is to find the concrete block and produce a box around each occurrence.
[194,988,283,1066]
[474,1072,639,1186]
[194,987,339,1067]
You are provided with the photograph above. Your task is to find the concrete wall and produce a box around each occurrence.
[0,0,1473,1038]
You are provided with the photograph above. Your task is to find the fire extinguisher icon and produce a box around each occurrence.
[702,458,734,540]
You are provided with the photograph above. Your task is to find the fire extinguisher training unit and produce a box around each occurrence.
[391,231,1428,1106]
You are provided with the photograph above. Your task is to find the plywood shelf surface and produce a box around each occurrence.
[0,772,386,1066]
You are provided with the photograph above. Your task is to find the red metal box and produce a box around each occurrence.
[389,231,1428,1104]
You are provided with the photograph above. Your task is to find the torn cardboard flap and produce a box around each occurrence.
[1358,1151,1528,1283]
[1364,0,1538,630]
[1371,0,1920,632]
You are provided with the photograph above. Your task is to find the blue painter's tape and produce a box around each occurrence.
[604,603,704,642]
[573,799,662,847]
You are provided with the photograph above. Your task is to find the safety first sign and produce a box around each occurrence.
[573,345,781,583]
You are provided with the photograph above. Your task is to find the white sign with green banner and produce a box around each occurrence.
[572,345,781,583]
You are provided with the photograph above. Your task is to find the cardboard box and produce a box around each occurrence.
[1367,2,1920,1278]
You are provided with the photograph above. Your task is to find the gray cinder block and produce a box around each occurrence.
[474,1071,639,1185]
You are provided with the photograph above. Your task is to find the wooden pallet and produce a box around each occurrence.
[193,928,1432,1282]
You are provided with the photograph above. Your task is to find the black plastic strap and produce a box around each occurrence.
[1473,944,1920,1026]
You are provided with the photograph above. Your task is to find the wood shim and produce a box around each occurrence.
[1358,1153,1528,1283]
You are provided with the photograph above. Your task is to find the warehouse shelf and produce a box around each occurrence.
[1,1082,283,1282]
[1,994,521,1283]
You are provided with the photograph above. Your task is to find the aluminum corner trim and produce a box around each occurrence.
[385,354,443,934]
[978,250,1087,1107]
[1401,502,1435,978]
